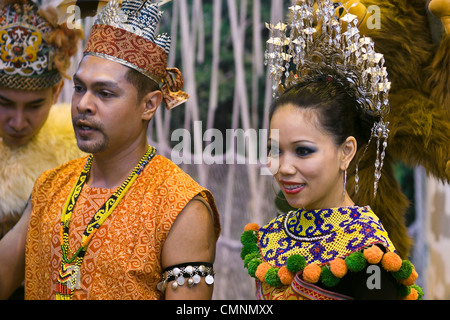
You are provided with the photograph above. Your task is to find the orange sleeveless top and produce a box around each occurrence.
[25,155,220,300]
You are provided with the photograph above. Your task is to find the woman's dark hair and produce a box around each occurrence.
[269,78,378,148]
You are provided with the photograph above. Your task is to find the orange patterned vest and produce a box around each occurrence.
[25,155,220,300]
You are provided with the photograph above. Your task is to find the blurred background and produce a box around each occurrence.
[42,0,449,299]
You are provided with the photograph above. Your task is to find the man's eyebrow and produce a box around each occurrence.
[72,73,83,84]
[73,73,120,90]
[0,93,45,105]
[0,93,13,103]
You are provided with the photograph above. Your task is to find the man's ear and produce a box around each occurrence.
[52,80,64,104]
[141,90,163,121]
[340,136,357,171]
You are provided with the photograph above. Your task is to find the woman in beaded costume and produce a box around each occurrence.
[240,1,422,300]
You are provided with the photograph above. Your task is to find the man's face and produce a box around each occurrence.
[71,55,147,156]
[0,87,54,148]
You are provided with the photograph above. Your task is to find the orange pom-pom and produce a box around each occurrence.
[329,258,348,278]
[381,252,402,272]
[244,223,260,232]
[278,266,295,285]
[403,287,419,300]
[400,268,418,286]
[302,264,321,283]
[255,262,271,282]
[364,245,384,264]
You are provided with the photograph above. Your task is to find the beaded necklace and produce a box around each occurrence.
[56,145,156,300]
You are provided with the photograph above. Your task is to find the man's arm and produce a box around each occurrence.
[0,200,31,299]
[161,197,217,300]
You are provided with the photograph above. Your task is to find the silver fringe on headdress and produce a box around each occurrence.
[265,0,391,197]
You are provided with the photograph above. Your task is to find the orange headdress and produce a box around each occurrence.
[83,0,189,110]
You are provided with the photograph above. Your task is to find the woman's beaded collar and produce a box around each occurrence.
[240,205,424,300]
[283,206,367,242]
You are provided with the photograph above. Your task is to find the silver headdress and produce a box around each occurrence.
[265,0,390,197]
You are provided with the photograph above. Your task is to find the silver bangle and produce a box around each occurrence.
[157,263,215,292]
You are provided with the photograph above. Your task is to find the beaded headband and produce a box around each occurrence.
[0,0,60,90]
[265,0,390,196]
[84,0,189,110]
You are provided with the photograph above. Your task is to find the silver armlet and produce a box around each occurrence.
[157,262,215,292]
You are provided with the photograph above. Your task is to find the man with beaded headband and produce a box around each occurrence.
[0,0,83,298]
[240,0,422,300]
[0,0,220,300]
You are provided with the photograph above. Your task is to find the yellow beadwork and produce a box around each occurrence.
[258,206,396,267]
[241,206,424,300]
[56,145,156,300]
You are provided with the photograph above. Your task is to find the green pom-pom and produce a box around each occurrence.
[286,255,306,273]
[345,252,367,272]
[397,284,411,298]
[410,285,424,300]
[265,267,283,287]
[247,259,261,277]
[243,252,259,268]
[240,230,257,246]
[392,260,413,280]
[240,243,258,260]
[320,266,340,287]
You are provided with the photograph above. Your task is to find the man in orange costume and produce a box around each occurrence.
[0,0,220,300]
